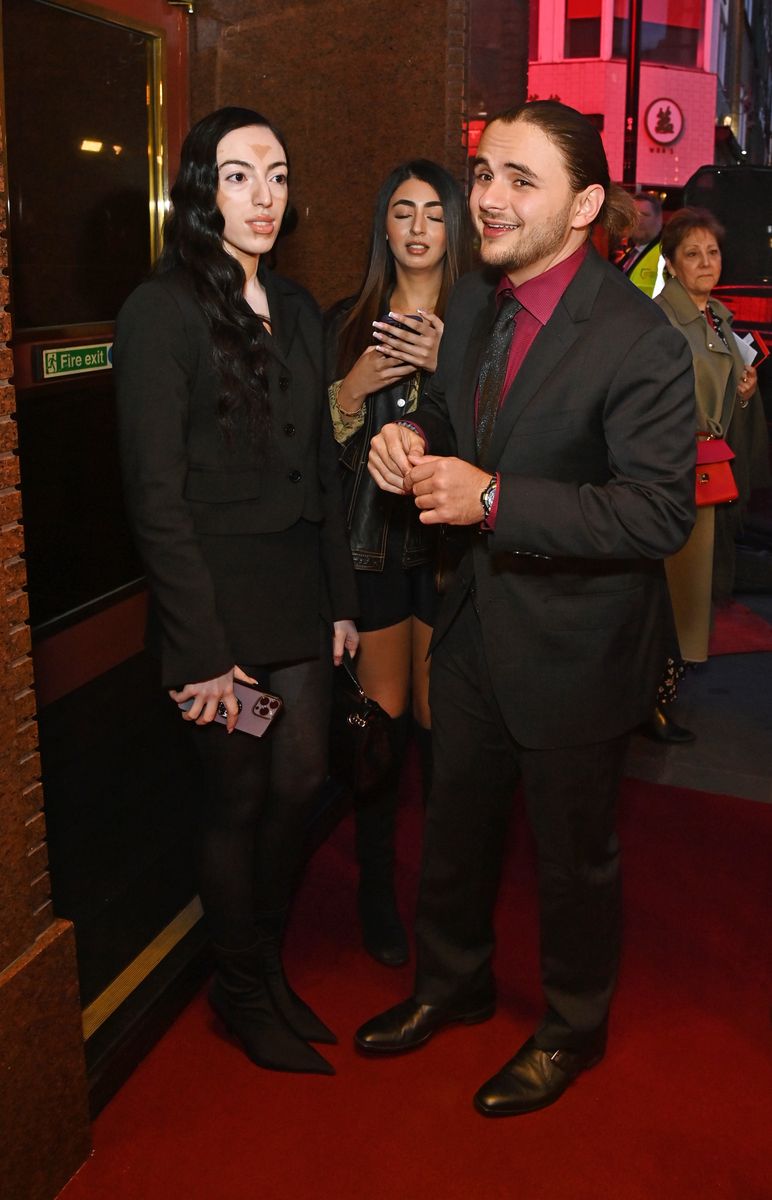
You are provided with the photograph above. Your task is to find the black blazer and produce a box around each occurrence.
[114,266,358,689]
[414,246,697,748]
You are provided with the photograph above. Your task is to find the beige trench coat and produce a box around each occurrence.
[655,277,748,661]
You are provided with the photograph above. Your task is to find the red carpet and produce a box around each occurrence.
[709,599,772,656]
[60,768,772,1200]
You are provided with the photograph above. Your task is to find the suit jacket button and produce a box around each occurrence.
[279,376,290,391]
[283,422,296,437]
[289,469,302,482]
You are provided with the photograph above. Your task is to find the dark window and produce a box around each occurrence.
[613,0,702,67]
[565,0,602,58]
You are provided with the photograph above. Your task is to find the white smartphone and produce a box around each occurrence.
[178,680,283,737]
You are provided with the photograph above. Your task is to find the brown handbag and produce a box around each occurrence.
[695,435,738,507]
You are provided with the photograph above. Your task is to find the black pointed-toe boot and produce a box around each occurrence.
[209,942,334,1074]
[255,909,337,1045]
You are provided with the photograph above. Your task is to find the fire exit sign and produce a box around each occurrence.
[38,342,113,380]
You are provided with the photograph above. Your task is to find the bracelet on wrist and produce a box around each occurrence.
[332,391,365,419]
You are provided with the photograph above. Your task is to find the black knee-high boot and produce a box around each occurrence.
[413,720,433,807]
[355,712,411,967]
[209,942,334,1075]
[254,908,337,1045]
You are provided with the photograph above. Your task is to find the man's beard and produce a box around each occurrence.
[478,199,574,273]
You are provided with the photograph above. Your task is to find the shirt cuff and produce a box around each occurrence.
[396,419,428,452]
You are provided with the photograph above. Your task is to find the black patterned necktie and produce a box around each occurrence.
[476,294,522,460]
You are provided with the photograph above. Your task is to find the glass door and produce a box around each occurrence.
[2,0,203,1108]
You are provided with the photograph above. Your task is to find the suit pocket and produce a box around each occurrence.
[544,586,644,631]
[184,467,261,503]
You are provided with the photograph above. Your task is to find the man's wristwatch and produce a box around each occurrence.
[480,474,498,521]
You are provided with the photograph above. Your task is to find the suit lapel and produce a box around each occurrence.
[262,268,299,369]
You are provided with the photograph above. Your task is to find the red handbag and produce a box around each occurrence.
[695,435,738,507]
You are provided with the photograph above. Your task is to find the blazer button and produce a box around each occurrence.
[283,422,296,437]
[289,469,302,482]
[279,376,290,391]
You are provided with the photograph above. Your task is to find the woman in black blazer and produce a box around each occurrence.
[114,107,358,1076]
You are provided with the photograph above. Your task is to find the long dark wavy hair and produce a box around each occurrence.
[157,106,290,443]
[335,160,474,378]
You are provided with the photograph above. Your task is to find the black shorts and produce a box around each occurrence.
[354,524,439,633]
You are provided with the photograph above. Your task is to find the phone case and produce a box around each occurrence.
[178,681,283,737]
[377,312,423,335]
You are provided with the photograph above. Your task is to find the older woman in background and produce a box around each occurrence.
[650,207,769,740]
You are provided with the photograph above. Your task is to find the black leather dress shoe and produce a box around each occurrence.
[355,995,495,1055]
[639,705,695,744]
[473,1036,604,1116]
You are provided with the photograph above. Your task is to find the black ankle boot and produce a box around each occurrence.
[355,713,410,967]
[357,874,409,966]
[210,943,334,1074]
[640,705,696,744]
[255,910,337,1045]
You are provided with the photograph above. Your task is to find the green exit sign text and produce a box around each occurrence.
[39,342,113,380]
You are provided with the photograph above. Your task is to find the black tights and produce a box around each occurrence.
[189,643,332,949]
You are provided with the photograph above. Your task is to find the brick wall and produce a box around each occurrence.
[0,117,50,965]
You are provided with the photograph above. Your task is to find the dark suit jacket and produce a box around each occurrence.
[414,246,697,748]
[114,266,358,689]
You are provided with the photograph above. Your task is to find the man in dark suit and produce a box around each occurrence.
[354,101,696,1116]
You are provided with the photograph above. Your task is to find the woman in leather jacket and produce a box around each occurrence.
[325,160,473,966]
[115,108,358,1076]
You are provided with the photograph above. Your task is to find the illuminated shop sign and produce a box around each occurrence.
[645,98,684,145]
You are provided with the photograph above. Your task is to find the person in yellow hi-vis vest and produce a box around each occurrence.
[618,193,665,298]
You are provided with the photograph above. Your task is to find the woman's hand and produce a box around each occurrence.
[736,363,757,406]
[336,345,414,415]
[332,620,359,666]
[372,310,444,373]
[369,422,425,493]
[169,664,258,734]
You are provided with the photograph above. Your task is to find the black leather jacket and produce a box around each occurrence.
[326,302,435,572]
